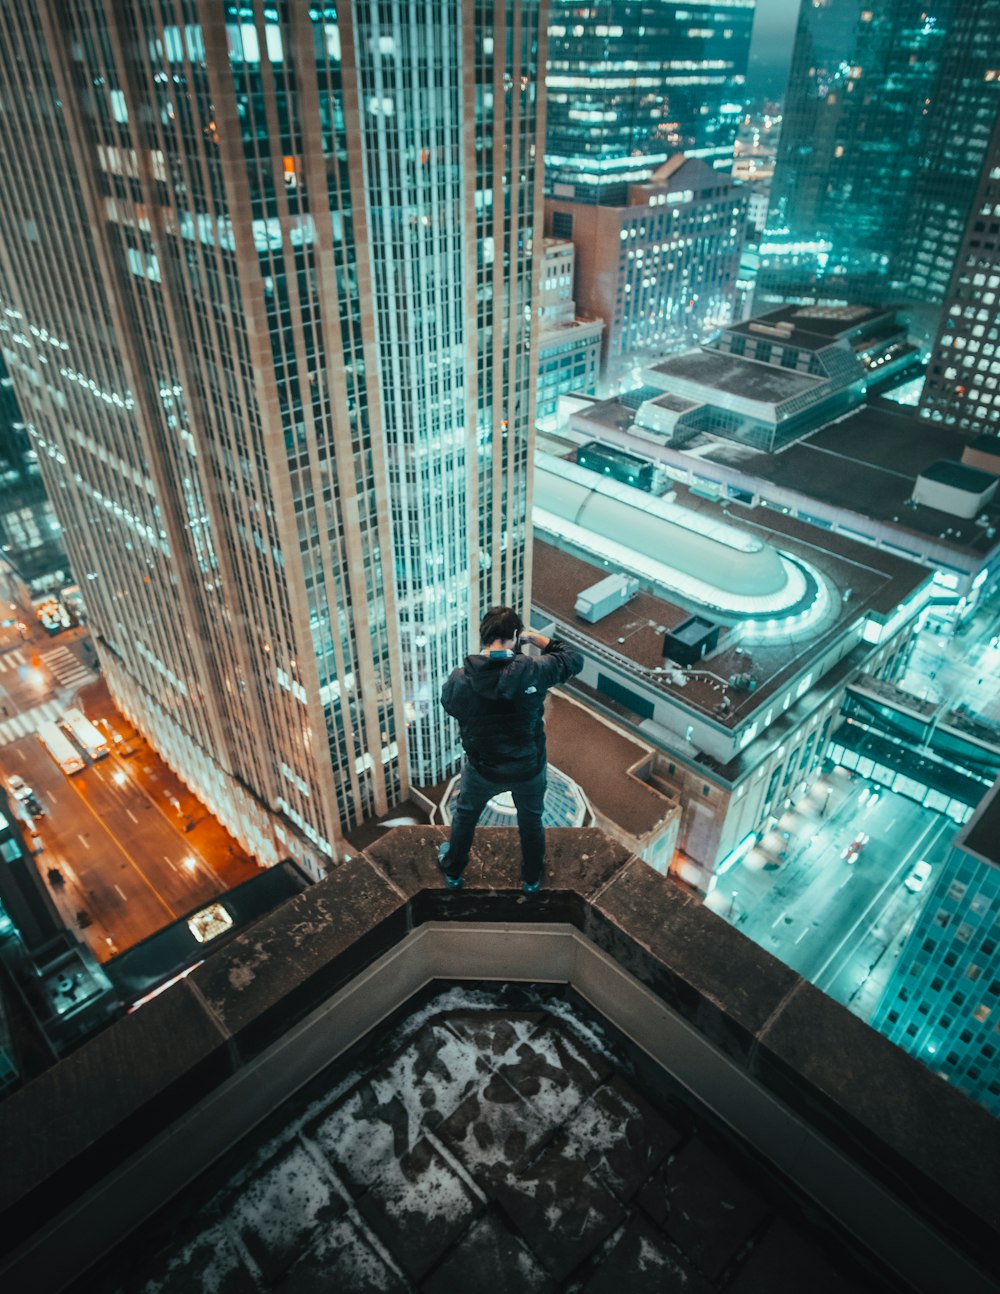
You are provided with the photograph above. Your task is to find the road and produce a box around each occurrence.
[22,739,238,953]
[721,772,956,1019]
[0,606,258,962]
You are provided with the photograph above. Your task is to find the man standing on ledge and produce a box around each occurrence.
[438,606,584,893]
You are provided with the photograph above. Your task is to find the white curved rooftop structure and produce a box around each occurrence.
[534,454,827,622]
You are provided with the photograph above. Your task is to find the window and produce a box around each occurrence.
[552,212,573,239]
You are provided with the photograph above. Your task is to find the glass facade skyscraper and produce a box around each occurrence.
[870,786,1000,1118]
[757,0,1000,344]
[920,110,1000,432]
[545,0,755,204]
[0,358,70,603]
[0,2,544,876]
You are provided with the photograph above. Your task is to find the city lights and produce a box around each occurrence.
[0,7,996,1284]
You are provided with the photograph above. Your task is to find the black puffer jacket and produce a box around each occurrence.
[441,639,584,783]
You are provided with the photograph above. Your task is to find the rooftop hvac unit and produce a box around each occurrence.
[574,573,639,623]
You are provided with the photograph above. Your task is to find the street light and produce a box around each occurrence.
[112,769,127,786]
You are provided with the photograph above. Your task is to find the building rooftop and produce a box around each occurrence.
[918,460,997,493]
[73,982,891,1293]
[957,778,1000,868]
[531,517,926,731]
[727,304,893,351]
[545,691,676,838]
[2,829,996,1294]
[648,391,702,414]
[686,403,1000,558]
[648,349,823,409]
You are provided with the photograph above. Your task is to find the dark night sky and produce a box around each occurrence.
[747,0,802,100]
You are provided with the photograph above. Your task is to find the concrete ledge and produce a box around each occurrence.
[0,827,997,1293]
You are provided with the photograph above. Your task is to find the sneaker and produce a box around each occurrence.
[522,876,543,894]
[437,842,464,890]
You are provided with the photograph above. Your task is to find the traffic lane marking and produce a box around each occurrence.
[60,771,178,919]
[106,751,226,889]
[114,884,128,901]
[77,834,89,850]
[164,855,177,872]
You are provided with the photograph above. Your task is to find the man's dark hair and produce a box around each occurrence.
[479,605,523,647]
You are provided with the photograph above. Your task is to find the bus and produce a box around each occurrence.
[61,708,109,760]
[37,720,86,775]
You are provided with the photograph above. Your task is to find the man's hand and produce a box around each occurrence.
[519,630,550,650]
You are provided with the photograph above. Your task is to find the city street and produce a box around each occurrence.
[0,607,258,963]
[717,771,956,1020]
[900,587,1000,728]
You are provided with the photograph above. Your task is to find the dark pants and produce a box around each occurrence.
[443,762,547,884]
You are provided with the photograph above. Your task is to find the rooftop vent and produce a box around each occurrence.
[749,321,795,339]
[663,616,719,666]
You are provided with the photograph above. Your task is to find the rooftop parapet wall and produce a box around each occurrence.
[0,828,997,1292]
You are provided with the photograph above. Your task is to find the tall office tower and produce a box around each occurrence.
[920,111,1000,432]
[757,0,1000,343]
[0,3,544,876]
[545,0,755,204]
[546,156,745,387]
[0,359,70,605]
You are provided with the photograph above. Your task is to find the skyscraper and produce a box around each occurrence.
[920,110,1000,432]
[545,0,755,204]
[870,781,1000,1118]
[0,3,544,876]
[545,156,745,386]
[757,0,1000,343]
[0,358,70,605]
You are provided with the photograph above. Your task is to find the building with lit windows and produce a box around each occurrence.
[921,111,1000,433]
[0,2,544,876]
[871,778,1000,1118]
[0,359,69,604]
[536,240,603,425]
[529,446,933,891]
[545,0,755,204]
[757,0,1000,344]
[546,156,745,389]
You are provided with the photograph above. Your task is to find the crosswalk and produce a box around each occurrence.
[0,699,64,748]
[40,646,95,690]
[0,648,25,673]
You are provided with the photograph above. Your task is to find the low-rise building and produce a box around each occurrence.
[640,303,916,453]
[545,156,745,389]
[557,306,1000,608]
[530,452,933,892]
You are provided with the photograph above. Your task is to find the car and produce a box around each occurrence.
[6,774,33,803]
[841,831,869,864]
[904,860,933,893]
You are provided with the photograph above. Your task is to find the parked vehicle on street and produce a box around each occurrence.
[5,773,33,802]
[904,860,933,893]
